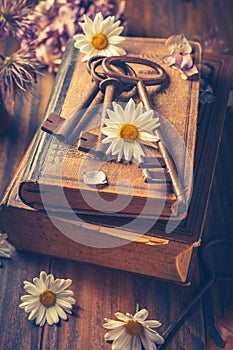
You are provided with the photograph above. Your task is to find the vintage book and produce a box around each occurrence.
[0,39,232,284]
[18,37,201,221]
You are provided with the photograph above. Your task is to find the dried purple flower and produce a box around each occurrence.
[199,78,216,105]
[0,45,40,97]
[26,0,127,73]
[0,0,35,40]
[163,34,199,80]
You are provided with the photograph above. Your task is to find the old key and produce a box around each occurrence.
[90,58,137,146]
[102,56,186,214]
[42,56,136,148]
[73,57,137,151]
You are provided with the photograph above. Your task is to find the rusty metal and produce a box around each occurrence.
[102,56,186,214]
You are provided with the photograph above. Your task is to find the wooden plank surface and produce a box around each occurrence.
[1,0,233,349]
[0,249,205,350]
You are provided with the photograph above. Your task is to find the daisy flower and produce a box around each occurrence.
[163,34,198,80]
[19,271,76,326]
[103,308,164,350]
[101,98,160,162]
[0,233,11,258]
[73,12,126,62]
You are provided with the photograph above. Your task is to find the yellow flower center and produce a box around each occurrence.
[40,290,56,308]
[92,33,108,50]
[125,320,143,335]
[120,124,138,140]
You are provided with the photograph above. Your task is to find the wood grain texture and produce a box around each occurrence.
[0,1,233,349]
[125,0,233,55]
[0,251,50,350]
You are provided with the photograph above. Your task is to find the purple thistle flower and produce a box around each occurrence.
[0,44,41,97]
[0,0,36,40]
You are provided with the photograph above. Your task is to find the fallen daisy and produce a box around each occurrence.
[73,12,126,61]
[19,271,76,326]
[103,308,164,350]
[101,98,160,162]
[0,233,11,258]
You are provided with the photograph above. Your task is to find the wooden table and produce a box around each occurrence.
[1,1,233,349]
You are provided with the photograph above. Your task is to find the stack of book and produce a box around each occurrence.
[0,37,232,284]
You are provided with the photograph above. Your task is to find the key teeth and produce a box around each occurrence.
[41,113,65,134]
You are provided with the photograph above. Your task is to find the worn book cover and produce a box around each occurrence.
[18,37,201,222]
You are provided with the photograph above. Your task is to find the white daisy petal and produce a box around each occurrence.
[137,109,155,122]
[102,126,120,136]
[81,52,92,62]
[56,290,74,298]
[82,15,95,36]
[24,301,41,313]
[138,131,158,143]
[132,141,145,160]
[139,119,161,132]
[20,294,39,303]
[135,308,149,322]
[45,274,55,289]
[115,312,131,321]
[145,320,162,328]
[35,305,46,326]
[23,282,40,296]
[144,328,165,344]
[73,33,85,41]
[52,278,72,293]
[32,277,46,293]
[103,319,125,329]
[104,325,125,340]
[124,98,135,122]
[28,304,40,321]
[75,43,92,53]
[102,136,117,144]
[55,304,68,320]
[39,271,48,285]
[106,24,124,37]
[111,103,125,122]
[142,140,160,148]
[111,140,123,155]
[56,298,73,310]
[113,331,132,350]
[124,142,133,160]
[46,308,55,325]
[132,336,142,350]
[108,36,126,45]
[140,334,157,350]
[108,45,126,56]
[134,101,144,118]
[93,12,103,33]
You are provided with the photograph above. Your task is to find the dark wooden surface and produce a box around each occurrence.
[0,1,233,349]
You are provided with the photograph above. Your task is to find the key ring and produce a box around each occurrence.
[89,56,137,100]
[102,56,168,86]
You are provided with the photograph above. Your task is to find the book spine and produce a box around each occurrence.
[20,39,78,184]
